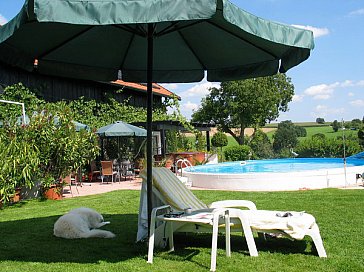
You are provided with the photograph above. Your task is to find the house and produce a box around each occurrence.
[0,62,178,107]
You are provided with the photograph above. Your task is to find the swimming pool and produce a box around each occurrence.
[183,158,364,191]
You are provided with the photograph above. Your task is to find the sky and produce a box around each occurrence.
[0,0,363,123]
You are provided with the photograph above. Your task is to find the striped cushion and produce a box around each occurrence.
[141,167,208,211]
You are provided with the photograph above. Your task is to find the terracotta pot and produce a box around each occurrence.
[43,185,63,200]
[11,188,21,203]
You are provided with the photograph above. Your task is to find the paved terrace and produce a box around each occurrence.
[62,178,143,198]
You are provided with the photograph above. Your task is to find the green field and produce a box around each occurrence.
[188,123,359,149]
[0,189,363,272]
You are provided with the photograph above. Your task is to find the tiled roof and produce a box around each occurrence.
[110,80,180,99]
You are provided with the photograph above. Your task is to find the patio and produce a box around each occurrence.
[62,178,143,198]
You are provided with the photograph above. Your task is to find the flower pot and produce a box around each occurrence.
[11,188,22,203]
[43,185,63,200]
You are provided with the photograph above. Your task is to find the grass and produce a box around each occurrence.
[1,188,364,271]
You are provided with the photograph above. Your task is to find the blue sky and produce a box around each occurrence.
[1,0,363,123]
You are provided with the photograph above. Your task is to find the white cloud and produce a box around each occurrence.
[348,92,354,97]
[0,14,7,25]
[310,105,345,118]
[183,101,199,111]
[349,9,364,16]
[292,94,304,103]
[304,83,338,99]
[291,24,329,38]
[350,99,364,107]
[181,82,220,98]
[304,80,364,100]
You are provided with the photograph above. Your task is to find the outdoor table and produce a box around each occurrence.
[147,205,231,272]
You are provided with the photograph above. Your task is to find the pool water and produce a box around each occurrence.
[186,158,364,174]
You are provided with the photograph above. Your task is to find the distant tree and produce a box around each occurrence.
[351,119,362,130]
[316,117,325,124]
[273,121,299,151]
[332,120,339,132]
[192,74,294,145]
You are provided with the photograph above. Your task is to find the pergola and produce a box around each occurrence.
[131,120,215,157]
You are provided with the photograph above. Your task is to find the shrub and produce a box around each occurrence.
[0,103,100,198]
[194,131,206,151]
[295,126,307,137]
[296,136,361,158]
[224,145,251,161]
[273,121,298,151]
[248,129,274,159]
[211,131,228,161]
[0,134,40,204]
[211,131,228,148]
[332,120,339,132]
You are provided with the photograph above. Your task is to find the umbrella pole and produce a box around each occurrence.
[146,23,154,237]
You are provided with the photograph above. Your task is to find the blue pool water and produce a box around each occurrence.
[185,158,364,174]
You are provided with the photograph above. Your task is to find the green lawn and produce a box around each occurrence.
[1,189,363,271]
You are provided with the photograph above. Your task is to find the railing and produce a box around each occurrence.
[174,159,194,177]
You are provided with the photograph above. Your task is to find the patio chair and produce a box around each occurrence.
[62,174,78,197]
[100,161,120,184]
[121,160,135,181]
[89,161,101,182]
[137,167,327,259]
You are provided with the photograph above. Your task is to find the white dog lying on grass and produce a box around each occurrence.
[54,207,116,239]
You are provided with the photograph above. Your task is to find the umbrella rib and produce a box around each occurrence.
[175,27,207,70]
[119,33,136,70]
[37,26,95,59]
[156,21,203,37]
[206,21,277,59]
[114,25,146,37]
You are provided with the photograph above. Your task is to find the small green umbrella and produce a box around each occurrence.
[15,114,90,131]
[96,121,147,137]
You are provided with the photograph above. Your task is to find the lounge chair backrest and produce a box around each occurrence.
[142,167,208,211]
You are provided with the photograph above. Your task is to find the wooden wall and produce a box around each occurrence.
[0,63,162,107]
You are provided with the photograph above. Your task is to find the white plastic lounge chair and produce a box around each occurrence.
[137,167,327,260]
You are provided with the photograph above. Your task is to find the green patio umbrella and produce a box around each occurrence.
[96,121,147,162]
[0,0,314,232]
[96,121,147,137]
[14,114,90,131]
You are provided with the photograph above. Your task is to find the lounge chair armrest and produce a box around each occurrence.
[151,205,172,218]
[209,200,257,210]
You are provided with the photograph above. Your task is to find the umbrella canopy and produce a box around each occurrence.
[0,0,314,82]
[15,114,90,131]
[96,121,147,137]
[0,0,314,235]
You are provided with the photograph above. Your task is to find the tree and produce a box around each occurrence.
[273,120,299,151]
[248,129,273,159]
[358,129,364,148]
[351,119,362,130]
[192,74,294,145]
[332,120,339,132]
[316,117,325,124]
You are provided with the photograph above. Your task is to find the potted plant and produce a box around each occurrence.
[20,104,99,200]
[0,131,39,207]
